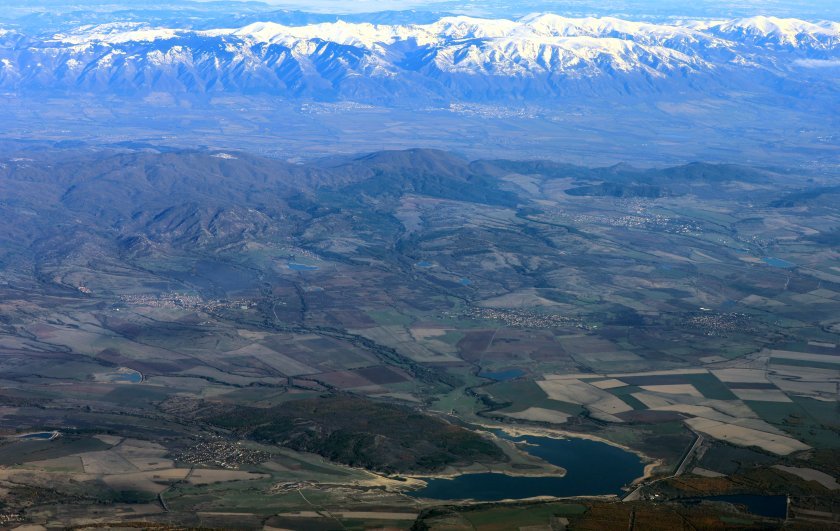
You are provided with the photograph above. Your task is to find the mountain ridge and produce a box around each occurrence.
[0,14,837,102]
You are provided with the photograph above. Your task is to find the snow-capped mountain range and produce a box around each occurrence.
[0,14,837,101]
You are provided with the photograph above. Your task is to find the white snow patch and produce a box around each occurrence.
[794,58,840,67]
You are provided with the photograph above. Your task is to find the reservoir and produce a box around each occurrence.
[288,263,319,271]
[17,431,58,440]
[762,257,795,268]
[411,431,644,501]
[112,371,143,383]
[98,368,143,384]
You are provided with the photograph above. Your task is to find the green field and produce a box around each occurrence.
[1,147,838,527]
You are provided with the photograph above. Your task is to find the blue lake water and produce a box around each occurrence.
[479,368,525,381]
[459,278,472,285]
[410,431,644,501]
[763,257,795,268]
[288,263,319,271]
[112,372,143,383]
[416,261,434,268]
[18,432,55,440]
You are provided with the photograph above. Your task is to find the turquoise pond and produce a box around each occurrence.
[762,257,795,268]
[18,432,55,440]
[288,263,320,271]
[409,430,644,501]
[112,372,143,383]
[99,368,143,383]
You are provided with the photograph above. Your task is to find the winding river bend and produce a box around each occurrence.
[411,430,645,501]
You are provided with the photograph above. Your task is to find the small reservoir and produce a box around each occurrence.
[16,431,59,441]
[410,431,644,501]
[97,368,143,384]
[762,257,795,268]
[288,263,320,271]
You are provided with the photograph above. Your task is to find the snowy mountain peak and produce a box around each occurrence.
[0,14,836,101]
[34,14,840,50]
[52,23,180,45]
[723,15,833,35]
[708,16,840,47]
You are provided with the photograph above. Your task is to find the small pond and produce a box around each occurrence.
[111,371,143,383]
[17,431,57,440]
[288,263,320,271]
[763,257,795,268]
[99,368,143,384]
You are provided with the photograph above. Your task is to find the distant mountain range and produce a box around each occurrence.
[0,14,837,102]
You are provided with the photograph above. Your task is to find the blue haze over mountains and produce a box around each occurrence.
[0,1,837,168]
[0,6,840,525]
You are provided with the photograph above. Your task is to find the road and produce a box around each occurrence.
[623,430,703,502]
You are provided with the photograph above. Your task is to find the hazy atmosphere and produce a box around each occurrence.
[0,1,838,529]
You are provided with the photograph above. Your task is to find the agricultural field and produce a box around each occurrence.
[0,149,838,527]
